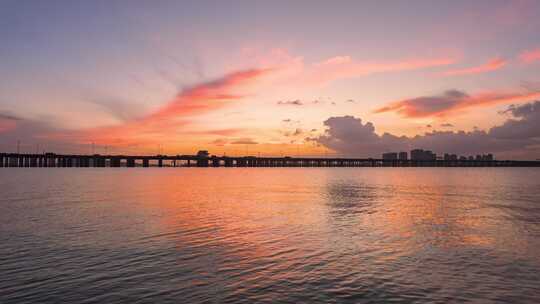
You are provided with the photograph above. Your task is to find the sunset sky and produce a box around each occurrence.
[1,0,540,159]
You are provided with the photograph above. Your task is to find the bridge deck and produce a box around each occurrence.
[1,153,539,167]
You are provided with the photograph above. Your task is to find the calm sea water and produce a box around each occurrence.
[1,168,540,303]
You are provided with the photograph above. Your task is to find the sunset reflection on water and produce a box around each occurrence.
[1,168,540,303]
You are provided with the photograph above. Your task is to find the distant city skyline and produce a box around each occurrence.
[382,149,494,161]
[1,1,540,159]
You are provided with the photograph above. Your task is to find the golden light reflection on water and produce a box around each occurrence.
[2,168,540,302]
[99,168,537,258]
[61,168,532,264]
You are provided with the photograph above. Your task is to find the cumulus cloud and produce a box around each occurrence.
[441,57,507,76]
[312,101,540,159]
[490,101,540,140]
[374,89,540,118]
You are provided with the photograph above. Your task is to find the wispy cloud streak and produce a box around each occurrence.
[45,69,271,146]
[441,57,506,76]
[374,89,540,118]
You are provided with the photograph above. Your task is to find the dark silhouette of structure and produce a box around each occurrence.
[1,151,539,168]
[382,152,398,160]
[410,149,437,161]
[398,152,408,160]
[384,149,495,163]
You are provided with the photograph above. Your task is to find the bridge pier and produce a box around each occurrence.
[81,157,90,167]
[197,158,209,167]
[143,159,149,167]
[50,156,57,167]
[111,157,121,167]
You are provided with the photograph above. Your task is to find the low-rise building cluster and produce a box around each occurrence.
[382,149,494,161]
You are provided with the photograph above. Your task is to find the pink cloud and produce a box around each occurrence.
[519,48,540,64]
[374,89,540,118]
[44,69,271,146]
[441,57,506,76]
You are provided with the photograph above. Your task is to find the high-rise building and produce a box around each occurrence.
[398,152,408,160]
[410,149,437,161]
[483,154,494,161]
[410,149,424,160]
[382,152,398,160]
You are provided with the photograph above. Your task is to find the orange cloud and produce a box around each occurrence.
[441,57,506,76]
[374,89,540,118]
[519,48,540,64]
[148,69,270,121]
[45,69,271,147]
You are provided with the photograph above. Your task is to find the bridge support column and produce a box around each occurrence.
[111,157,121,167]
[197,158,209,167]
[143,159,149,167]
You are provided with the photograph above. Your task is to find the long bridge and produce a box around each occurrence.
[1,152,540,168]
